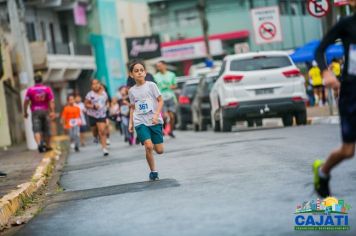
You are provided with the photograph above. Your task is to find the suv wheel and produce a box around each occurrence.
[179,122,187,131]
[212,116,221,132]
[255,119,263,127]
[199,116,208,131]
[295,110,307,125]
[193,123,199,132]
[219,109,232,132]
[282,114,294,127]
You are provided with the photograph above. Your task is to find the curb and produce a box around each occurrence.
[307,116,340,125]
[0,136,69,230]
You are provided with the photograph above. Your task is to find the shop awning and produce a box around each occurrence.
[290,40,344,64]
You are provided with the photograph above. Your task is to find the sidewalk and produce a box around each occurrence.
[0,144,42,197]
[307,105,340,125]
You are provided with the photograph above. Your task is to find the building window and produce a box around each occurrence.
[26,22,36,42]
[176,8,199,27]
[151,14,170,31]
[279,0,306,16]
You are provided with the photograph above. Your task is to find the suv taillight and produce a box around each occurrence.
[223,75,244,83]
[179,96,190,104]
[283,69,301,78]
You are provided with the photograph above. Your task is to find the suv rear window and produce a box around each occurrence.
[230,56,292,71]
[182,83,198,97]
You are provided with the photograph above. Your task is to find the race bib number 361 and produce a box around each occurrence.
[135,99,153,115]
[349,44,356,76]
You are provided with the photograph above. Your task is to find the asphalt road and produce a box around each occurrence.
[14,123,356,236]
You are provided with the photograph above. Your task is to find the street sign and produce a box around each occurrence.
[334,0,349,6]
[251,6,283,45]
[307,0,331,18]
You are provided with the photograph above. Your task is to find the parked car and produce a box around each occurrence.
[210,51,308,132]
[174,76,198,99]
[177,78,200,130]
[192,72,219,131]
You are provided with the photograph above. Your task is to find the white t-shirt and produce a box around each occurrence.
[85,90,108,119]
[129,81,163,127]
[75,102,87,126]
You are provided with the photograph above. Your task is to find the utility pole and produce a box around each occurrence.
[197,0,211,59]
[7,0,37,150]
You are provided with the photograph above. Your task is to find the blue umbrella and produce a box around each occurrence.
[290,40,344,64]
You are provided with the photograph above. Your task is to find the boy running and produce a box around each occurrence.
[85,79,109,156]
[128,60,164,181]
[62,95,81,152]
[313,0,356,197]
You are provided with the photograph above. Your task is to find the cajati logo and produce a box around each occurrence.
[294,197,351,231]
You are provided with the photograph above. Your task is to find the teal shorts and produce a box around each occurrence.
[135,124,163,145]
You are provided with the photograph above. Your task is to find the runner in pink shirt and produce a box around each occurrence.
[23,73,55,153]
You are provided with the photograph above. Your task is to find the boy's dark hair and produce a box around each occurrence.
[158,60,167,65]
[67,94,74,100]
[128,59,145,72]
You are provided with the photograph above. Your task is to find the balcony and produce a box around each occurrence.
[46,42,92,56]
[30,41,96,82]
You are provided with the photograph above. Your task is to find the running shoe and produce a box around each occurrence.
[106,139,111,146]
[75,146,80,152]
[93,137,99,144]
[0,171,7,178]
[313,159,331,198]
[168,132,176,138]
[38,145,46,153]
[149,171,159,181]
[103,148,109,156]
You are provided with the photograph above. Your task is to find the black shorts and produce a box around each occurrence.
[340,115,356,143]
[88,116,107,127]
[31,110,50,136]
[313,85,323,89]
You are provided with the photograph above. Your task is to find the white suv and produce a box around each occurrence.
[210,51,307,132]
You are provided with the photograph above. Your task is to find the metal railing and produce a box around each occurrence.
[47,42,92,56]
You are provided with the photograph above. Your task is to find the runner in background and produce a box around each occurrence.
[308,61,324,106]
[85,79,109,156]
[75,95,88,146]
[23,72,55,153]
[154,61,177,138]
[101,83,112,146]
[313,0,356,197]
[62,95,81,152]
[118,86,134,145]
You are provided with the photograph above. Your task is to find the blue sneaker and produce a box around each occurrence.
[149,172,159,181]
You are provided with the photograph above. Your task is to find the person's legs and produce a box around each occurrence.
[154,144,164,154]
[144,139,156,172]
[321,143,355,175]
[314,115,356,197]
[106,118,111,145]
[97,121,107,150]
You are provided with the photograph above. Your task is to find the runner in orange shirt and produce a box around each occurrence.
[62,95,81,152]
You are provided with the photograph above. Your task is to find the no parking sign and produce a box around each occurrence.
[307,0,331,18]
[251,6,283,45]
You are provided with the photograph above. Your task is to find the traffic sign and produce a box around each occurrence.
[307,0,331,18]
[259,22,277,40]
[251,6,283,45]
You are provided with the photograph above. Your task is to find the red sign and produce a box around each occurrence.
[307,0,331,18]
[259,22,277,40]
[334,0,349,6]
